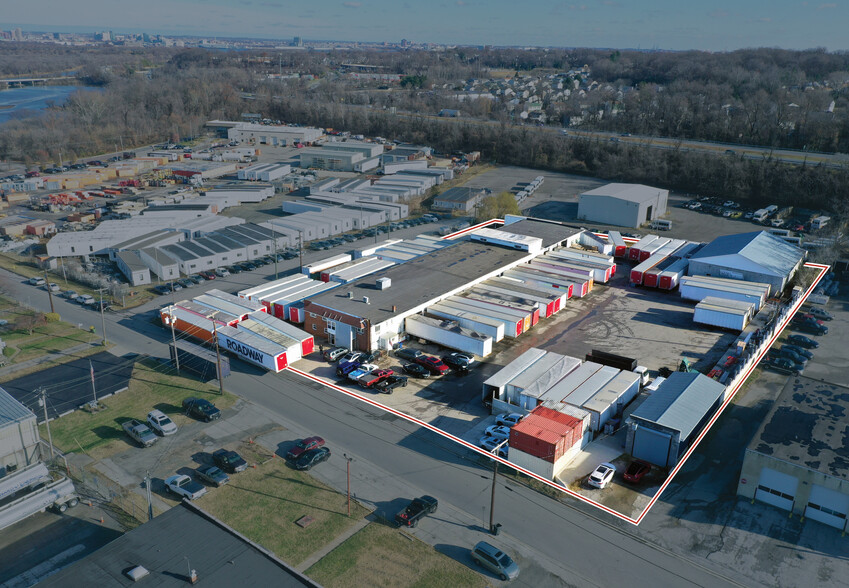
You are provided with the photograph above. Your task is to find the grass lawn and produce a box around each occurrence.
[307,523,486,588]
[1,317,98,364]
[197,452,369,566]
[39,359,237,461]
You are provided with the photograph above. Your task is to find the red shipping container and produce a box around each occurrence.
[509,406,581,463]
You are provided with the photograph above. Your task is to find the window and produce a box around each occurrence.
[312,324,317,331]
[89,246,93,252]
[71,246,75,253]
[189,264,197,269]
[757,485,794,501]
[807,503,846,519]
[310,313,317,318]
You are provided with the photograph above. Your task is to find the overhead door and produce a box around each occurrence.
[754,468,798,512]
[804,485,849,530]
[632,426,672,468]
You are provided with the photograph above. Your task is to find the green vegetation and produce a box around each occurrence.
[38,360,236,460]
[197,451,369,566]
[476,191,521,222]
[307,523,485,588]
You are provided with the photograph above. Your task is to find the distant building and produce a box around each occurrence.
[432,187,487,213]
[738,377,849,531]
[577,183,668,228]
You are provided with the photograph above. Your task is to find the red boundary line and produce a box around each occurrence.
[440,219,504,240]
[285,244,829,525]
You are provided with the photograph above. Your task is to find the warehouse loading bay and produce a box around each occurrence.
[297,262,741,519]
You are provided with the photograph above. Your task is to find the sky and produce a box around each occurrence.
[1,0,847,51]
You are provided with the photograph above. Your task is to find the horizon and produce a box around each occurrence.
[2,0,848,52]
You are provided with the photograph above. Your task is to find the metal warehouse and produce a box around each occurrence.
[737,377,849,531]
[432,187,488,212]
[216,312,314,373]
[625,372,725,468]
[577,183,669,228]
[210,120,324,145]
[0,387,40,471]
[687,231,806,295]
[238,162,292,181]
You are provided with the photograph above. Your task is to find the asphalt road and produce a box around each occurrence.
[0,264,755,587]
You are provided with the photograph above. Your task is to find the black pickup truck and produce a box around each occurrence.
[395,495,438,528]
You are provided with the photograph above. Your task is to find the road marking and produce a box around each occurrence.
[287,222,829,525]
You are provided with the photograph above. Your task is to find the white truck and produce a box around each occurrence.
[0,464,79,531]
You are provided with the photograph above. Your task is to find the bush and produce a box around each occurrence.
[45,312,61,323]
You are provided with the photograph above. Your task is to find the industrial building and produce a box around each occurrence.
[115,251,152,286]
[299,148,370,172]
[303,218,583,351]
[625,372,725,469]
[432,187,488,212]
[206,120,324,145]
[39,501,321,588]
[0,387,40,472]
[737,377,849,531]
[577,183,669,228]
[237,162,292,182]
[687,231,806,295]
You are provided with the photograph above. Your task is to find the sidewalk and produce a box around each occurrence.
[0,342,98,379]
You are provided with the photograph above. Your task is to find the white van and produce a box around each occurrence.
[651,219,672,231]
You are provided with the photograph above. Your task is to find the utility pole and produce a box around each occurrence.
[97,287,107,345]
[343,453,354,517]
[89,359,98,406]
[39,388,54,459]
[489,439,507,535]
[210,314,224,396]
[145,471,153,521]
[168,306,179,374]
[43,269,55,314]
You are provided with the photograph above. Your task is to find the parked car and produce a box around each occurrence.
[480,436,508,457]
[212,449,247,473]
[286,436,325,460]
[348,363,379,382]
[359,368,394,388]
[164,474,207,500]
[323,347,348,361]
[122,419,158,447]
[415,355,449,376]
[28,277,46,286]
[495,413,523,428]
[765,357,803,376]
[402,363,430,378]
[395,495,438,528]
[443,352,474,368]
[147,409,177,436]
[339,351,363,364]
[186,275,205,285]
[182,397,221,422]
[471,541,520,582]
[336,360,362,377]
[780,344,814,360]
[214,267,231,277]
[807,307,833,321]
[177,278,195,289]
[226,264,242,274]
[195,465,229,487]
[588,463,616,489]
[199,271,217,280]
[483,425,511,442]
[787,334,819,349]
[62,290,79,300]
[623,460,651,484]
[796,322,828,336]
[153,285,172,296]
[77,294,95,305]
[374,375,408,394]
[394,347,423,362]
[293,447,331,470]
[778,348,808,366]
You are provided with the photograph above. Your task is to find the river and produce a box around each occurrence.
[0,85,91,123]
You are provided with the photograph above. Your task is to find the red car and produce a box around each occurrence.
[286,436,325,460]
[359,368,394,388]
[199,271,217,280]
[623,460,651,483]
[415,355,449,375]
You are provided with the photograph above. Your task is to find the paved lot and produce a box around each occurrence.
[3,351,136,419]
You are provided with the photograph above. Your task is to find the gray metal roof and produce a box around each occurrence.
[162,243,197,262]
[434,187,484,203]
[116,251,148,272]
[581,183,666,203]
[38,502,320,587]
[501,218,583,248]
[0,386,35,428]
[629,372,725,439]
[690,231,805,278]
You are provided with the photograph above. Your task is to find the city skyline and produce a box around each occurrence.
[2,0,848,51]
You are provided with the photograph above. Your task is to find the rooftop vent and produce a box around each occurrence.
[363,296,370,304]
[347,292,354,298]
[124,566,150,582]
[376,277,391,290]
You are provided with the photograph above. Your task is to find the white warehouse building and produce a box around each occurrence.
[578,183,669,228]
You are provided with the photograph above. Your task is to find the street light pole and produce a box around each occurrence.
[210,314,224,396]
[43,269,55,314]
[343,453,354,517]
[168,306,179,374]
[489,438,507,534]
[39,388,54,459]
[97,288,107,345]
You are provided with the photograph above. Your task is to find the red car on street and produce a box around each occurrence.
[415,355,449,375]
[286,436,325,460]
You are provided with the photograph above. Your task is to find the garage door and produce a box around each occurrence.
[754,468,798,512]
[632,426,672,467]
[805,485,849,530]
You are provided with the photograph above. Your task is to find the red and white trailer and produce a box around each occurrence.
[477,279,561,317]
[627,235,658,261]
[160,305,228,343]
[636,237,671,261]
[437,298,523,338]
[497,274,573,302]
[642,257,678,288]
[608,231,628,258]
[488,276,569,312]
[427,303,506,342]
[527,260,594,292]
[506,267,588,298]
[545,254,613,283]
[216,313,314,373]
[657,258,689,290]
[450,295,534,333]
[463,289,540,327]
